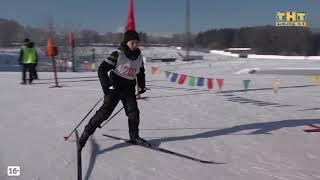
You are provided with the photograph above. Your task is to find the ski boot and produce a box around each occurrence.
[129,131,151,147]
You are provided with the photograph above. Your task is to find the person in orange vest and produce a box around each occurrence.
[18,38,38,84]
[78,30,149,151]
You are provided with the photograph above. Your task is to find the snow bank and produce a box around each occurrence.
[209,49,320,60]
[234,67,260,74]
[247,54,320,60]
[209,50,239,57]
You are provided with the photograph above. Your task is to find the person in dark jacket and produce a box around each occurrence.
[78,30,149,151]
[18,38,38,84]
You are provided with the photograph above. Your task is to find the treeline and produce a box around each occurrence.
[0,18,186,47]
[195,26,320,56]
[0,18,147,45]
[0,18,178,46]
[1,18,319,55]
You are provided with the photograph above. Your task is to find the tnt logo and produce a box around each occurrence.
[276,11,306,27]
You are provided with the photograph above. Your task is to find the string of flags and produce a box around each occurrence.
[163,70,224,90]
[151,66,320,93]
[150,65,224,91]
[151,66,257,92]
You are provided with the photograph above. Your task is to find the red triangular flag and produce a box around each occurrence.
[178,74,187,84]
[47,36,54,49]
[125,0,136,31]
[207,78,214,90]
[68,32,75,47]
[151,66,158,75]
[46,36,54,57]
[216,79,224,91]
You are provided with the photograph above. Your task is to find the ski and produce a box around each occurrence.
[75,130,82,180]
[304,124,320,133]
[102,134,223,164]
[308,124,320,129]
[304,129,320,132]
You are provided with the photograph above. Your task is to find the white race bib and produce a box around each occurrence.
[114,50,143,80]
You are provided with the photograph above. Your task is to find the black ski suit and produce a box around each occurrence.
[79,43,146,148]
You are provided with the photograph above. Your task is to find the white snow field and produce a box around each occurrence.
[1,46,320,180]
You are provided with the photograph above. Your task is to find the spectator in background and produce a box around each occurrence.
[32,56,38,80]
[18,38,38,84]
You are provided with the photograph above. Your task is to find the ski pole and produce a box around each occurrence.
[99,90,146,128]
[64,97,103,141]
[99,106,124,128]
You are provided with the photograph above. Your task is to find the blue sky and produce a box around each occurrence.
[0,0,319,33]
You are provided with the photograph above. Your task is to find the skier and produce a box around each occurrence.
[78,30,150,151]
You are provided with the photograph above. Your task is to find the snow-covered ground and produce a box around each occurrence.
[0,47,320,180]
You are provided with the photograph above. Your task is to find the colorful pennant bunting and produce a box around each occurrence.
[164,71,224,91]
[91,63,97,72]
[243,79,250,92]
[216,79,224,91]
[170,73,178,82]
[165,71,171,78]
[197,77,205,86]
[272,79,280,93]
[151,66,158,75]
[178,74,187,84]
[188,76,196,87]
[207,78,214,89]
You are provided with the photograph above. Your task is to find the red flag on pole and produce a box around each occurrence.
[45,36,58,57]
[125,0,136,31]
[68,32,75,47]
[45,36,60,87]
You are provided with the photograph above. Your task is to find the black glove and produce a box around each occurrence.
[138,87,149,94]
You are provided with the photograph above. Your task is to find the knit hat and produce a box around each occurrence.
[24,38,30,43]
[23,38,32,46]
[123,30,140,44]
